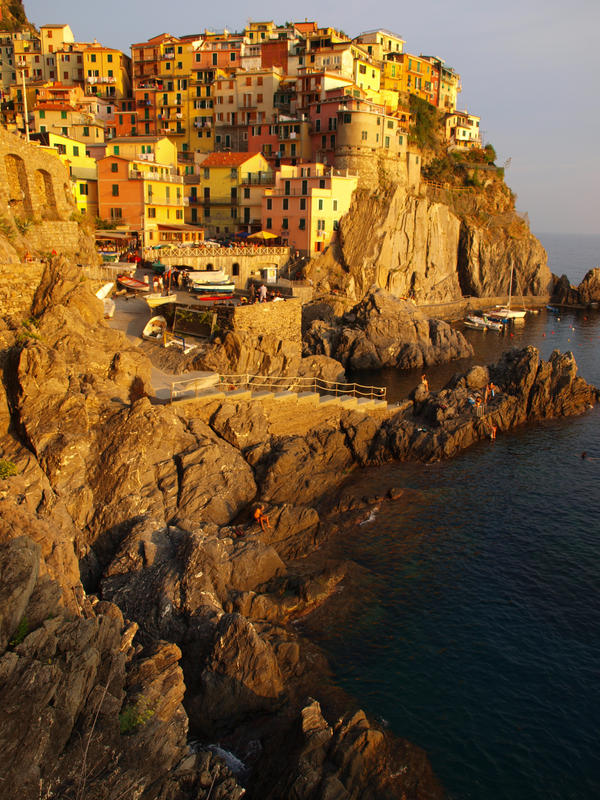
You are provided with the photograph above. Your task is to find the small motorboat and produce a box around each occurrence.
[117,275,149,292]
[145,293,177,309]
[190,282,235,295]
[142,315,167,341]
[489,306,527,321]
[464,316,488,331]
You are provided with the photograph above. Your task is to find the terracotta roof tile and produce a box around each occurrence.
[201,151,261,167]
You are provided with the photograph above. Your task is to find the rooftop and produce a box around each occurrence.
[200,151,262,167]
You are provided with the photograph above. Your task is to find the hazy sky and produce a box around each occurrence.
[24,0,600,235]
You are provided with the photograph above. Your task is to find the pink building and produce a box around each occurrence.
[261,162,357,256]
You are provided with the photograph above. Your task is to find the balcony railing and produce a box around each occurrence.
[129,169,183,184]
[241,173,276,186]
[146,196,188,206]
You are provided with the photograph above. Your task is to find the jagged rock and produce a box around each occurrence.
[306,184,552,305]
[210,400,271,451]
[188,612,285,737]
[577,268,600,305]
[305,289,473,370]
[255,698,443,800]
[259,427,354,505]
[552,274,579,305]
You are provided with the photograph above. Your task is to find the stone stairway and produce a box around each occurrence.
[171,385,390,412]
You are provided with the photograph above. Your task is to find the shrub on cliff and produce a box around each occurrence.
[408,95,440,150]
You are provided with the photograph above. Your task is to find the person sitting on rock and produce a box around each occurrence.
[421,374,429,392]
[253,504,271,532]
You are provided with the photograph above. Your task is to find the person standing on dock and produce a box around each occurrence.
[258,283,267,303]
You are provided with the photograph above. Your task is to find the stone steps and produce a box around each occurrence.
[169,386,388,414]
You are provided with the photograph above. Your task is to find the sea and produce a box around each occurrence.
[302,233,600,800]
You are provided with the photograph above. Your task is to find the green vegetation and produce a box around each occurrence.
[0,458,18,479]
[408,95,440,150]
[0,216,15,239]
[95,217,119,230]
[119,697,155,735]
[9,616,29,646]
[14,216,33,234]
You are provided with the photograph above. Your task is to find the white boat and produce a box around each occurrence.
[145,293,177,309]
[95,282,116,318]
[142,315,167,341]
[191,282,235,295]
[491,263,527,320]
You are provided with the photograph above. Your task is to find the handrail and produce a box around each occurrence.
[168,372,386,403]
[143,245,290,259]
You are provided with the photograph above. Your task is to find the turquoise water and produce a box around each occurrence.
[306,234,600,799]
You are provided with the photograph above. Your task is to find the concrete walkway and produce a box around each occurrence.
[107,294,218,400]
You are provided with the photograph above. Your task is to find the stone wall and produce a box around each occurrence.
[0,128,74,223]
[0,259,44,319]
[216,298,302,355]
[24,221,86,258]
[334,149,421,193]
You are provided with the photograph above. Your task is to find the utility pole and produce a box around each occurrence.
[17,60,30,141]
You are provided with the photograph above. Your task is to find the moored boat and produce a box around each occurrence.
[142,315,167,340]
[464,316,488,331]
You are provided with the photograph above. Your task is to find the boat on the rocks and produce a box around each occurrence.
[145,293,177,309]
[95,282,116,318]
[117,275,149,292]
[142,315,167,340]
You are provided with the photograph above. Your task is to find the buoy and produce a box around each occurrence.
[552,331,555,334]
[543,333,546,337]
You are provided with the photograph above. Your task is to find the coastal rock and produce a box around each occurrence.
[305,288,473,370]
[577,268,600,305]
[188,612,285,737]
[306,184,552,305]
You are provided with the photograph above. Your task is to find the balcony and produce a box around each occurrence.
[241,172,275,186]
[146,196,188,206]
[129,168,184,184]
[161,52,175,60]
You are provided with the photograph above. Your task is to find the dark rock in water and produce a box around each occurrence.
[577,268,600,305]
[304,288,473,370]
[374,346,599,464]
[552,273,580,305]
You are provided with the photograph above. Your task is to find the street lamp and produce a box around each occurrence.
[16,59,29,142]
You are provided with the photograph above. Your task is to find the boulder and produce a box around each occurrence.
[577,268,600,305]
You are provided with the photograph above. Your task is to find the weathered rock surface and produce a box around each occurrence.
[0,535,245,800]
[304,288,473,370]
[554,267,600,307]
[305,185,552,304]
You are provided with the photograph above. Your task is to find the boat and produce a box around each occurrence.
[546,304,560,313]
[145,293,177,309]
[190,282,235,295]
[95,282,116,318]
[192,294,236,303]
[151,261,166,274]
[464,316,488,331]
[465,314,504,332]
[188,269,235,294]
[117,275,149,292]
[142,315,167,341]
[490,263,527,320]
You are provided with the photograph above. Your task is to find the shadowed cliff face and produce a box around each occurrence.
[306,185,553,303]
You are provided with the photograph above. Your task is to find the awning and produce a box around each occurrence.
[95,231,133,240]
[248,230,279,240]
[157,223,203,232]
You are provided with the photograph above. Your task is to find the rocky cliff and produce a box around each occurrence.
[305,182,552,306]
[0,257,596,799]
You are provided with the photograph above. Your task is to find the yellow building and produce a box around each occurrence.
[353,29,405,59]
[99,136,190,245]
[32,130,98,216]
[445,111,481,150]
[395,54,435,104]
[352,48,381,101]
[83,45,131,101]
[32,102,105,146]
[196,151,269,237]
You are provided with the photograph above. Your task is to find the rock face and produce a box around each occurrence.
[554,268,600,307]
[304,288,473,370]
[374,346,598,464]
[1,253,597,800]
[305,185,553,304]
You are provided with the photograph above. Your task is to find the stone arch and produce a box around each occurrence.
[4,153,33,217]
[34,169,59,220]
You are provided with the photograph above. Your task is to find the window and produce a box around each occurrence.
[107,53,113,62]
[91,54,96,63]
[284,180,290,195]
[60,110,67,119]
[110,208,122,219]
[266,198,272,210]
[266,217,272,229]
[299,218,305,230]
[317,219,325,230]
[176,210,183,220]
[318,199,323,210]
[203,167,209,179]
[385,136,390,148]
[299,198,306,210]
[79,184,88,195]
[333,200,338,211]
[39,109,45,119]
[230,52,236,61]
[147,207,156,218]
[230,167,238,179]
[319,179,325,189]
[387,120,394,129]
[283,198,289,210]
[232,263,240,276]
[111,184,119,196]
[282,218,288,229]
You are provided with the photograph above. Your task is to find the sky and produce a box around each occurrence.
[23,0,600,236]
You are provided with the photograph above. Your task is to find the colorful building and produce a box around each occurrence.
[445,111,481,149]
[83,44,131,101]
[31,130,98,216]
[262,162,357,255]
[196,151,269,237]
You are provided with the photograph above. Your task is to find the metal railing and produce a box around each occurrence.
[167,372,386,403]
[142,245,290,259]
[217,373,386,399]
